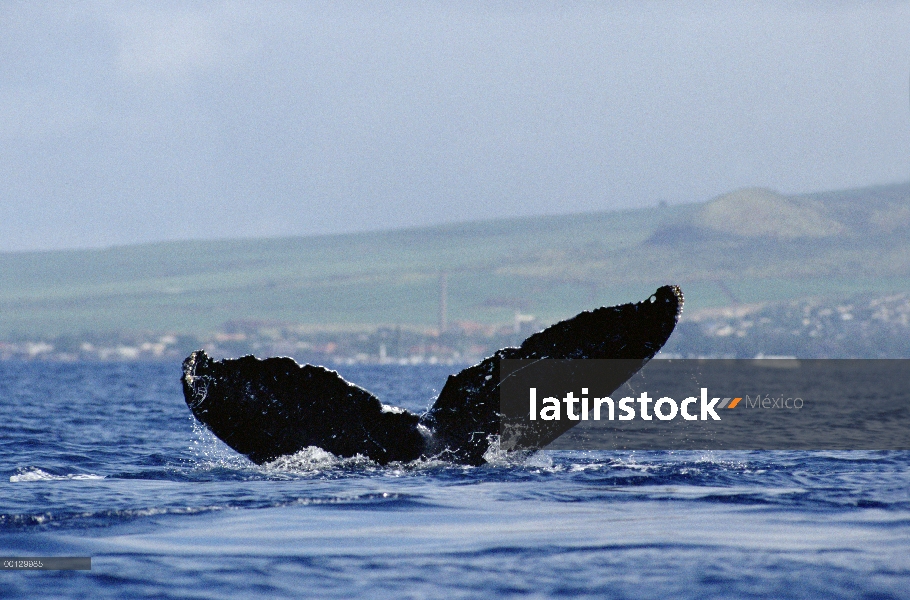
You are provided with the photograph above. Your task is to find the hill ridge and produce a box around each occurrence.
[1,181,908,337]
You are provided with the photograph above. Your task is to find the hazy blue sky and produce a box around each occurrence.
[2,2,908,252]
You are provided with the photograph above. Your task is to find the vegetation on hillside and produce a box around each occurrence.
[1,181,908,339]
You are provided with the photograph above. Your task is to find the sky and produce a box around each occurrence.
[1,1,908,252]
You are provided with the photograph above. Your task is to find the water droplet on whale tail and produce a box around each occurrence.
[182,285,683,466]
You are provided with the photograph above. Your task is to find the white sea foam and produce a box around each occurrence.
[263,446,348,472]
[10,468,105,482]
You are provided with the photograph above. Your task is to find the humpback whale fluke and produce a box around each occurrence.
[182,285,683,465]
[182,352,426,465]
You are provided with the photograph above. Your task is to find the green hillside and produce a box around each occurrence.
[2,182,909,338]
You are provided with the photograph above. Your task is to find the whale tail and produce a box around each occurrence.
[182,352,426,465]
[182,285,683,465]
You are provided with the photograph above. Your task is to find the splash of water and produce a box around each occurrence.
[10,468,105,482]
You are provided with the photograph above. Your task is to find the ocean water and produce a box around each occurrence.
[1,361,909,599]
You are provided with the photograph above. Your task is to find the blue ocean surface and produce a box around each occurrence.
[1,361,909,599]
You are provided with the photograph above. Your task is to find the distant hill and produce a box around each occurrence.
[651,184,910,241]
[1,181,908,338]
[696,187,845,238]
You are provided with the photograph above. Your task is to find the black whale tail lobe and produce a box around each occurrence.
[182,351,427,465]
[182,285,683,465]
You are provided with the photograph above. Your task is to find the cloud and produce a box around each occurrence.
[0,87,99,141]
[0,2,908,252]
[99,2,260,81]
